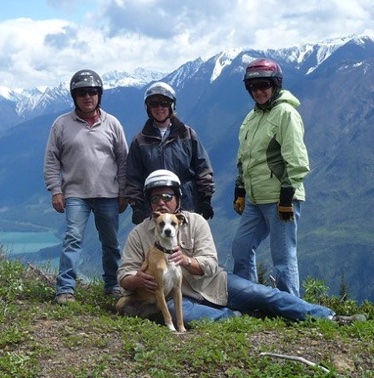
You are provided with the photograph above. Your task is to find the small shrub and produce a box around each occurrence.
[302,276,329,304]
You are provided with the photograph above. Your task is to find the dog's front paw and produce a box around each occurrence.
[177,325,186,333]
[164,322,176,332]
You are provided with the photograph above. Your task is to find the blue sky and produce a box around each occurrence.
[1,0,373,89]
[0,0,88,22]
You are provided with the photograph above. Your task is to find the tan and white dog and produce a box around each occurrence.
[116,211,186,332]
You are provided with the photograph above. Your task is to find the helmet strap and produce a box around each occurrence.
[147,106,172,124]
[174,198,182,213]
[249,83,281,109]
[154,115,170,123]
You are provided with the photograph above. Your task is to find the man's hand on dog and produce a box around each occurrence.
[133,247,191,293]
[135,247,191,293]
[134,266,159,293]
[167,246,189,267]
[169,247,203,275]
[133,247,198,294]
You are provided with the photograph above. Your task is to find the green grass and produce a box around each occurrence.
[0,250,373,377]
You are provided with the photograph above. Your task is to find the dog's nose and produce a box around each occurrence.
[164,229,172,237]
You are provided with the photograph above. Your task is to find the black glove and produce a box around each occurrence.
[278,187,295,222]
[200,200,214,220]
[233,186,246,215]
[131,208,144,225]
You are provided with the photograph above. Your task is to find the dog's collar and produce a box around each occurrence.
[154,242,174,255]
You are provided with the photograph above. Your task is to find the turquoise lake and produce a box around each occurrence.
[0,231,61,255]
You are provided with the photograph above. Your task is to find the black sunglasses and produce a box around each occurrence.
[148,100,171,108]
[150,193,174,204]
[245,81,273,92]
[75,88,99,97]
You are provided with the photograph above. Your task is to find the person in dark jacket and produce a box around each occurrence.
[125,81,215,224]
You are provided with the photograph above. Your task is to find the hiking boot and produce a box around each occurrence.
[104,289,123,299]
[333,314,366,325]
[53,293,75,305]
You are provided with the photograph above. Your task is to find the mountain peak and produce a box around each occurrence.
[102,68,166,89]
[2,32,374,129]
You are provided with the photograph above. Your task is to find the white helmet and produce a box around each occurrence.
[144,169,182,199]
[144,82,176,116]
[144,82,176,103]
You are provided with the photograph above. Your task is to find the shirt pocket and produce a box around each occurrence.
[179,238,194,257]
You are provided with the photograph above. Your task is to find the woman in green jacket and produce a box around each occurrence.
[232,58,310,297]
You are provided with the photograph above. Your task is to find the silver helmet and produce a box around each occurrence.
[144,169,182,200]
[144,82,176,117]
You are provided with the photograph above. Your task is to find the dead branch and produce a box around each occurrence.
[27,263,56,286]
[269,275,277,288]
[259,352,330,373]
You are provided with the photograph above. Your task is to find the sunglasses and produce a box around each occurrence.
[150,193,174,204]
[148,100,171,108]
[245,81,273,92]
[75,88,99,97]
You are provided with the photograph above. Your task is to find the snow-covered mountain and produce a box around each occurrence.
[0,68,166,131]
[102,68,166,89]
[1,32,373,132]
[1,33,374,302]
[0,34,374,132]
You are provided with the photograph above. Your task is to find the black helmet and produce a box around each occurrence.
[70,69,103,109]
[243,58,283,89]
[144,169,182,201]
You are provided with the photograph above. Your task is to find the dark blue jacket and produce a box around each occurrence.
[124,117,214,221]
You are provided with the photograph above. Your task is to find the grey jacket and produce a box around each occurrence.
[44,109,128,198]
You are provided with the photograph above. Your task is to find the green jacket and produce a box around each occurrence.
[236,89,310,204]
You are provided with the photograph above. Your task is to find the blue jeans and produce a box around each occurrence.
[56,197,121,295]
[167,274,333,324]
[167,297,237,324]
[226,273,334,321]
[232,199,301,297]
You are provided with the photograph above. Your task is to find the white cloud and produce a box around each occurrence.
[0,0,373,89]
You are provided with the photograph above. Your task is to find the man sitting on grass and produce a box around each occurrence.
[117,169,365,326]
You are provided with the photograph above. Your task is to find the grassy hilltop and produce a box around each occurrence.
[0,249,373,377]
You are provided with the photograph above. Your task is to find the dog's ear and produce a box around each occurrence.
[152,211,162,220]
[175,213,186,224]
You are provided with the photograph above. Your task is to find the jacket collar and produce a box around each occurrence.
[141,117,188,138]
